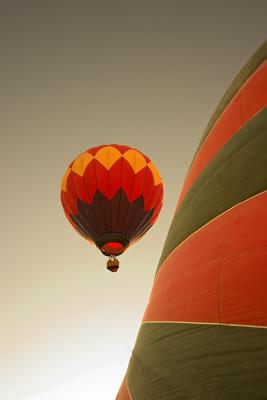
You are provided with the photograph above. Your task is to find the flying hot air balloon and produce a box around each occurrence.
[60,144,163,271]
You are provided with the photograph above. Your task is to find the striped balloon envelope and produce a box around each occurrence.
[61,144,163,271]
[117,39,267,398]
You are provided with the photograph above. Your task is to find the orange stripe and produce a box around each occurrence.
[177,61,267,208]
[143,192,267,327]
[116,377,132,400]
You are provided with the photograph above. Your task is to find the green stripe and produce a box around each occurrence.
[157,107,267,273]
[127,322,267,399]
[189,39,267,169]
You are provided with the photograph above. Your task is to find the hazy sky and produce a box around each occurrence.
[1,1,267,399]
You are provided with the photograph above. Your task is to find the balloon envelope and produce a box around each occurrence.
[117,39,267,399]
[61,144,163,258]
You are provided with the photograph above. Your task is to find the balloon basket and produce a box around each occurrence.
[107,257,119,272]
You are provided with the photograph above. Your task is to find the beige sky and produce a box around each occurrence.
[1,2,267,399]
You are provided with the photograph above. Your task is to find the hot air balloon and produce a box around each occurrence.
[60,144,163,272]
[116,39,267,398]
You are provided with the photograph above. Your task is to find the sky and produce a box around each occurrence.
[1,1,267,399]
